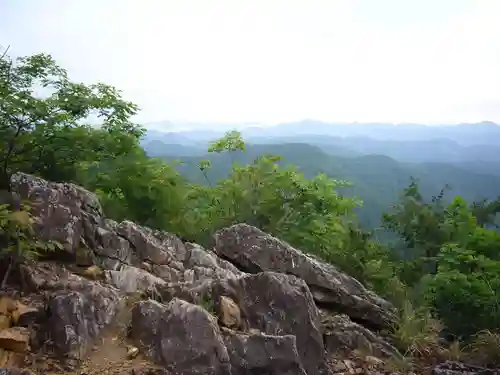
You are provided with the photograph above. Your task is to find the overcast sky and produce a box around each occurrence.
[1,0,500,126]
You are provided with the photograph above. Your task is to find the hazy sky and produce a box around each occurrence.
[1,0,500,125]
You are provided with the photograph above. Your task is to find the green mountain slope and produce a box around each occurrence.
[159,143,500,228]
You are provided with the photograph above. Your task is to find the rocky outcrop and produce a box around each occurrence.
[222,330,307,375]
[130,299,231,375]
[321,312,403,360]
[10,173,243,286]
[0,173,407,374]
[213,223,397,329]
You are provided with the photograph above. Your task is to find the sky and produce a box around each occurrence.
[1,0,500,127]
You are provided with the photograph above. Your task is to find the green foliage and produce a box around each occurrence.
[384,181,500,338]
[79,152,187,233]
[0,50,143,187]
[3,51,500,364]
[208,130,246,154]
[392,299,442,358]
[0,201,61,287]
[468,330,500,368]
[182,149,378,278]
[161,142,500,230]
[0,203,59,259]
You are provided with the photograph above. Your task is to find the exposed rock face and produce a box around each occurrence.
[147,272,328,374]
[222,330,307,375]
[2,173,406,374]
[218,272,328,375]
[213,223,397,329]
[320,312,403,360]
[130,299,231,375]
[18,262,122,362]
[106,265,167,293]
[10,173,244,286]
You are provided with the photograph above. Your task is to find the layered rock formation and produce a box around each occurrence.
[0,173,492,375]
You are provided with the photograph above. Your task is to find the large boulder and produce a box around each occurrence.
[213,223,396,329]
[222,329,307,375]
[130,297,313,375]
[217,272,328,375]
[130,299,232,375]
[19,262,121,362]
[320,312,403,360]
[10,173,133,269]
[116,221,187,265]
[153,272,329,375]
[45,285,121,362]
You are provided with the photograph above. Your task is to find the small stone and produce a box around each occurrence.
[0,326,30,352]
[141,262,152,272]
[126,345,139,359]
[248,328,261,335]
[217,296,241,329]
[11,302,40,326]
[0,348,26,367]
[83,265,103,279]
[0,296,17,315]
[343,359,356,374]
[0,348,6,366]
[0,314,12,330]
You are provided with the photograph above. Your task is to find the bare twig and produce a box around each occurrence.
[0,44,10,60]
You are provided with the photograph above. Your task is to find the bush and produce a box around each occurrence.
[0,201,60,287]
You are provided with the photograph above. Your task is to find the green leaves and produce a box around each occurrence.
[208,130,246,154]
[384,179,500,338]
[0,201,61,287]
[0,50,143,188]
[5,49,500,344]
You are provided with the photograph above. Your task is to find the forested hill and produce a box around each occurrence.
[151,142,500,228]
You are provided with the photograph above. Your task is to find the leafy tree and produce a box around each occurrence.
[382,180,452,284]
[79,152,187,233]
[0,50,143,188]
[198,159,213,186]
[385,180,500,338]
[185,138,387,281]
[208,130,246,164]
[470,197,500,228]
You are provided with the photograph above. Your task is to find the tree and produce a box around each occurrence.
[185,135,385,280]
[0,50,143,188]
[384,180,500,337]
[470,197,500,228]
[382,179,452,284]
[79,152,187,233]
[208,130,246,164]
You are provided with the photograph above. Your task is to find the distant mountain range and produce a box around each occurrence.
[139,121,500,230]
[142,120,500,146]
[141,121,500,169]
